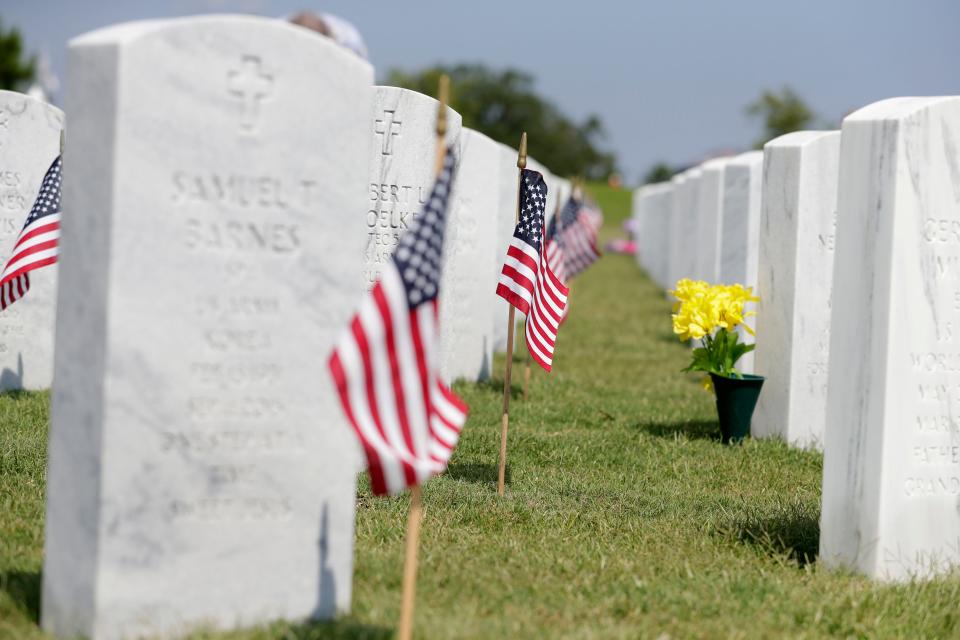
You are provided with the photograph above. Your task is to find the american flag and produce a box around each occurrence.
[328,146,468,496]
[557,195,601,280]
[496,169,569,372]
[0,155,62,311]
[544,208,567,284]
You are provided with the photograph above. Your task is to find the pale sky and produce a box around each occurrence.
[5,0,959,183]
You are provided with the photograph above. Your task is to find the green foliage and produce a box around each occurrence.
[385,64,617,181]
[684,328,755,379]
[0,20,35,92]
[746,86,816,149]
[3,189,960,637]
[642,162,676,185]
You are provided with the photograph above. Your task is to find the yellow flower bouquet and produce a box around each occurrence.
[670,279,759,383]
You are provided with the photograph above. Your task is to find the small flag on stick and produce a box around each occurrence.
[493,138,569,497]
[496,170,569,372]
[328,144,466,496]
[329,76,464,640]
[0,155,62,311]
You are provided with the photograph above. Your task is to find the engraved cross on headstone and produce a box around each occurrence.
[374,109,402,155]
[227,56,274,133]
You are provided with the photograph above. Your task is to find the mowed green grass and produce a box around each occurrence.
[3,183,960,639]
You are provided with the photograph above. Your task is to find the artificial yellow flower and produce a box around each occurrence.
[671,280,759,343]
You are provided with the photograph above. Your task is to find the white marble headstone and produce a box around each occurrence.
[632,186,647,272]
[821,96,960,581]
[693,157,735,284]
[667,169,701,290]
[752,131,840,448]
[719,151,763,372]
[42,16,372,638]
[440,128,498,382]
[366,86,461,286]
[666,172,687,289]
[492,141,519,352]
[634,182,669,281]
[647,183,674,289]
[0,91,63,391]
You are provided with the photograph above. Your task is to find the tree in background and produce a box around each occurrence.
[385,64,618,181]
[0,20,35,91]
[642,162,676,185]
[746,86,815,149]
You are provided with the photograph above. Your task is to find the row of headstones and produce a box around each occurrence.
[632,96,960,583]
[0,97,568,390]
[0,16,574,640]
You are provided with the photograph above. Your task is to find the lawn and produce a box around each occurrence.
[3,183,960,638]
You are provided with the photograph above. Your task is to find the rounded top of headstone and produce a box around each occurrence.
[0,90,64,125]
[461,127,497,147]
[373,85,462,145]
[637,181,673,197]
[525,156,551,180]
[459,128,501,166]
[699,155,737,171]
[729,149,764,167]
[374,86,461,118]
[764,129,840,151]
[844,95,960,124]
[70,14,373,77]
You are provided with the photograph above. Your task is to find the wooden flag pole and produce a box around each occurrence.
[498,132,527,496]
[397,485,423,640]
[397,74,449,640]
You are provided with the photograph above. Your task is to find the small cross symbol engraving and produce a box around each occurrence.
[227,56,274,133]
[374,109,402,155]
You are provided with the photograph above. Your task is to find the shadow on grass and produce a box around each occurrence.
[1,569,40,623]
[445,462,510,487]
[0,568,393,639]
[635,419,720,442]
[0,389,36,401]
[473,377,522,399]
[282,619,393,639]
[723,501,820,567]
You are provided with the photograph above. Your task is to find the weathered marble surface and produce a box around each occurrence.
[441,128,498,382]
[648,183,674,289]
[633,182,673,287]
[693,157,735,284]
[719,151,763,372]
[43,16,372,639]
[752,131,840,448]
[632,185,650,274]
[492,141,520,352]
[0,91,63,391]
[667,169,701,290]
[821,96,960,581]
[366,86,461,286]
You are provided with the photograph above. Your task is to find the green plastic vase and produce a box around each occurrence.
[710,373,765,444]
